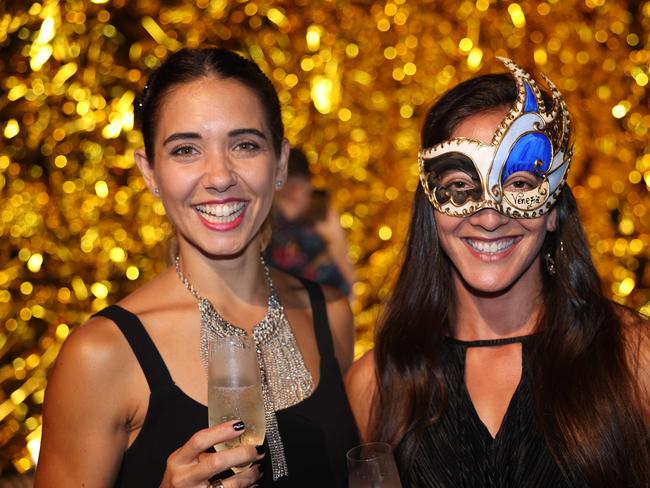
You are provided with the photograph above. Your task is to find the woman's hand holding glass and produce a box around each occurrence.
[159,419,263,488]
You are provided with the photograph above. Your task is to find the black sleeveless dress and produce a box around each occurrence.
[396,335,573,488]
[95,279,359,488]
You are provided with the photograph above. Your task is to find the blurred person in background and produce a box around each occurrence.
[265,148,356,298]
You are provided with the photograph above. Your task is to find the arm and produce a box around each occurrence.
[323,285,355,375]
[344,351,377,441]
[35,317,263,488]
[34,318,134,487]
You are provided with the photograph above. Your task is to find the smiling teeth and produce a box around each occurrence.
[195,202,246,223]
[466,238,516,254]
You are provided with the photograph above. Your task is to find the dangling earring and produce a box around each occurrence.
[544,252,556,276]
[544,240,564,276]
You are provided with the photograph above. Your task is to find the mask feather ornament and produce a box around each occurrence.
[418,57,573,218]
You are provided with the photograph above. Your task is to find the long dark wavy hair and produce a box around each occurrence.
[371,73,650,486]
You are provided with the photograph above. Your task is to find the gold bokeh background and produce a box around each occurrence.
[1,0,649,476]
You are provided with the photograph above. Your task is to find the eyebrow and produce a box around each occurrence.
[162,128,267,146]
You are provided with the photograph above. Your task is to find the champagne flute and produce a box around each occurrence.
[208,335,266,471]
[347,442,403,488]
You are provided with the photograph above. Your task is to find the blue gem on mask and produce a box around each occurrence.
[501,132,552,182]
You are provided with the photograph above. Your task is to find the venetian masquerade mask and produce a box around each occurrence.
[418,57,572,218]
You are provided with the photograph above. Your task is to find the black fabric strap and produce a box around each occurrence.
[298,279,336,362]
[94,305,174,391]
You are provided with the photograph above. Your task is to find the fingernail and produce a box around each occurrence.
[233,421,245,431]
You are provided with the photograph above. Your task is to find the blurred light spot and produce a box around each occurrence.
[467,48,483,69]
[459,37,473,53]
[404,62,417,76]
[508,3,526,27]
[399,105,413,118]
[377,18,391,32]
[311,77,333,114]
[476,0,490,11]
[340,213,354,228]
[619,218,635,235]
[345,44,359,57]
[30,45,53,71]
[126,266,140,280]
[109,247,126,263]
[20,282,33,295]
[306,26,321,51]
[95,180,109,198]
[378,225,393,240]
[91,282,109,299]
[267,8,289,28]
[55,324,70,341]
[27,254,43,273]
[36,17,55,44]
[27,437,41,466]
[4,119,20,139]
[629,239,644,254]
[612,103,628,119]
[338,108,352,121]
[300,58,314,71]
[617,278,635,297]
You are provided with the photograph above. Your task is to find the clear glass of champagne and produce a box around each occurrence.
[347,442,403,488]
[208,335,266,471]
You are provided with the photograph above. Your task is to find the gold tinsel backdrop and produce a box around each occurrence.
[0,0,649,476]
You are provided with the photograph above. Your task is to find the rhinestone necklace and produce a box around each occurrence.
[174,255,314,480]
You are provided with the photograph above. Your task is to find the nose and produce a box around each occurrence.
[202,151,236,192]
[467,208,510,231]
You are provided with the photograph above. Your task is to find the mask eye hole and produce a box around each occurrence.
[423,151,483,206]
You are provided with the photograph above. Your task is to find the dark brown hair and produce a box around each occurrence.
[137,47,284,163]
[371,73,650,486]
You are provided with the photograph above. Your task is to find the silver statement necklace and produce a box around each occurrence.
[174,256,314,481]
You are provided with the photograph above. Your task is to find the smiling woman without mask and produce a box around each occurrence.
[35,48,359,488]
[346,58,650,487]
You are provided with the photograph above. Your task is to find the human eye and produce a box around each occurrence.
[169,144,199,157]
[503,172,540,192]
[233,140,261,152]
[438,171,477,191]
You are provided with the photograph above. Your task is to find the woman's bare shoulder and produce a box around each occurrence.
[55,269,180,383]
[52,313,137,388]
[346,349,377,397]
[345,350,377,440]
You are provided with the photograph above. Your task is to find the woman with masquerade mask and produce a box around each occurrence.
[35,48,359,488]
[346,58,650,487]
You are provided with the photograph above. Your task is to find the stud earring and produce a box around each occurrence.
[154,187,160,196]
[275,180,283,189]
